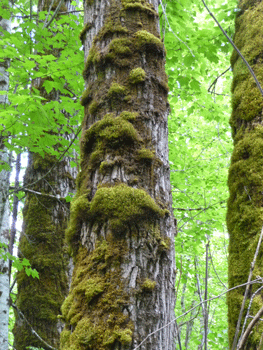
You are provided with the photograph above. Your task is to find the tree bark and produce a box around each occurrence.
[13,1,78,349]
[227,0,263,348]
[0,2,11,349]
[61,0,176,349]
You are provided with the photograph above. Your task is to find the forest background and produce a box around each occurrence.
[0,0,237,348]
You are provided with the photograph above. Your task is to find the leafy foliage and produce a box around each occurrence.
[162,0,237,347]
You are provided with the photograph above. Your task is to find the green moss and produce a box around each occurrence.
[60,329,71,348]
[119,111,138,121]
[107,82,126,97]
[65,190,90,250]
[99,160,115,174]
[83,44,101,73]
[79,22,92,43]
[135,30,163,51]
[80,87,92,106]
[75,277,105,303]
[88,100,99,114]
[137,147,155,161]
[89,183,165,232]
[122,1,157,16]
[84,113,140,151]
[129,67,146,84]
[141,278,156,291]
[61,240,134,349]
[109,38,133,56]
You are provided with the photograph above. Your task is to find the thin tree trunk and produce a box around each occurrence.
[61,0,176,349]
[227,0,263,348]
[0,2,11,349]
[13,2,78,349]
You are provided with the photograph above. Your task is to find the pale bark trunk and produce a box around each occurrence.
[61,0,176,349]
[0,3,11,350]
[13,2,77,349]
[227,0,263,348]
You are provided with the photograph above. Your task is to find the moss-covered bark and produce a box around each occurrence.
[227,0,263,348]
[61,0,176,349]
[13,152,76,350]
[13,1,77,349]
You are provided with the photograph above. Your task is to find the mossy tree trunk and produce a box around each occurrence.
[13,1,77,349]
[61,0,176,349]
[0,2,11,350]
[227,0,263,348]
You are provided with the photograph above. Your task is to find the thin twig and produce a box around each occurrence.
[12,303,57,350]
[237,305,263,349]
[238,285,263,348]
[231,225,263,350]
[44,0,65,29]
[204,241,209,350]
[201,0,263,98]
[132,277,263,350]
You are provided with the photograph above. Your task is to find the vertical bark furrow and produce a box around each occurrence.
[62,1,176,349]
[227,0,263,348]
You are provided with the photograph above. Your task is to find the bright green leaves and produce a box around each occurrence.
[0,6,84,158]
[0,243,39,279]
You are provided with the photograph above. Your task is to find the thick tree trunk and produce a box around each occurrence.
[61,0,176,349]
[0,2,11,349]
[13,2,77,349]
[227,0,263,348]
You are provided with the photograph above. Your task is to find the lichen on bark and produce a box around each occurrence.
[227,0,263,347]
[61,0,176,349]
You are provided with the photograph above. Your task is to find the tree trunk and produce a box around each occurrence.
[227,0,263,348]
[0,2,11,349]
[13,2,77,349]
[61,0,176,349]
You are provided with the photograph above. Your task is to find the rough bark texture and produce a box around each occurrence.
[61,0,176,349]
[227,0,263,348]
[13,1,77,349]
[0,2,11,349]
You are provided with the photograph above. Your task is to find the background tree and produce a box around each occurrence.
[60,0,176,349]
[227,0,263,348]
[12,1,81,349]
[0,2,11,349]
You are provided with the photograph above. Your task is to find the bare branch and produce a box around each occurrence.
[12,303,57,350]
[237,305,263,349]
[201,0,263,98]
[231,225,263,350]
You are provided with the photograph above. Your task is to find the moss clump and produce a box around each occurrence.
[65,190,90,250]
[83,44,101,73]
[79,22,92,43]
[129,67,146,84]
[90,183,165,232]
[141,278,156,291]
[137,147,155,161]
[109,38,133,56]
[80,87,92,106]
[119,111,138,121]
[60,240,134,349]
[122,1,158,16]
[107,83,126,97]
[135,30,163,51]
[84,113,139,151]
[88,100,99,114]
